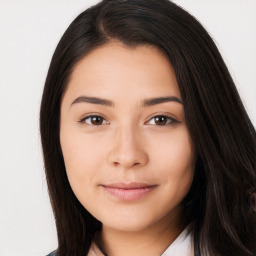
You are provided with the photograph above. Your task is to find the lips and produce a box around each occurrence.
[101,182,157,201]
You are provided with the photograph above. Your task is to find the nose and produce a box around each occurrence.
[107,125,149,169]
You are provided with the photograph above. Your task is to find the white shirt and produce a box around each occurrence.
[88,226,194,256]
[161,227,193,256]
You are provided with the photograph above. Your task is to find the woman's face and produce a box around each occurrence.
[60,42,196,232]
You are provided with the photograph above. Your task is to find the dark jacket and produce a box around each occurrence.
[47,252,56,256]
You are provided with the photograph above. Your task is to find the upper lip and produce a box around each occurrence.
[102,182,156,189]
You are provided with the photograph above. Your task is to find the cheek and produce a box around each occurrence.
[153,126,195,188]
[155,125,194,159]
[60,127,105,196]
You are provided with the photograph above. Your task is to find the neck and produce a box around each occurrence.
[97,210,185,256]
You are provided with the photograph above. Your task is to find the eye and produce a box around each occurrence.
[146,115,178,126]
[79,115,109,126]
[79,115,177,126]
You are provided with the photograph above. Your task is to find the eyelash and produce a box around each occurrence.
[78,115,179,126]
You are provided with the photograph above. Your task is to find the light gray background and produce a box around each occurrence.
[0,1,255,255]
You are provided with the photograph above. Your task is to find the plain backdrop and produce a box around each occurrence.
[0,0,255,255]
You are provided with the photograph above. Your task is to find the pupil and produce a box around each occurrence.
[156,116,166,125]
[92,116,102,125]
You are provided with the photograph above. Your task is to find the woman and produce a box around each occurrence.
[40,0,256,255]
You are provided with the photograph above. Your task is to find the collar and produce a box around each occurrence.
[161,226,193,256]
[88,226,193,256]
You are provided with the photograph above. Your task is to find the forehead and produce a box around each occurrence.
[63,41,181,103]
[72,41,172,73]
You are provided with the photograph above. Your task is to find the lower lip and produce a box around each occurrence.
[102,186,156,201]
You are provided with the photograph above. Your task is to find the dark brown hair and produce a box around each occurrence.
[40,0,256,255]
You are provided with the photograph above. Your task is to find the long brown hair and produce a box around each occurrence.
[40,0,256,255]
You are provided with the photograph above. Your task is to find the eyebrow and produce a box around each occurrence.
[70,95,183,108]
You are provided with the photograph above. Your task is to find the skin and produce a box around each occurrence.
[60,41,196,256]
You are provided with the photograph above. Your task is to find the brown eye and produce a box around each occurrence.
[91,116,103,125]
[155,116,168,125]
[147,115,178,126]
[80,115,108,125]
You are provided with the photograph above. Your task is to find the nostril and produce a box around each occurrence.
[112,161,140,168]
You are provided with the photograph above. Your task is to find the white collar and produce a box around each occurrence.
[89,226,194,256]
[161,226,193,256]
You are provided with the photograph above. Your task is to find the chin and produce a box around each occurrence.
[97,208,169,233]
[104,218,155,232]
